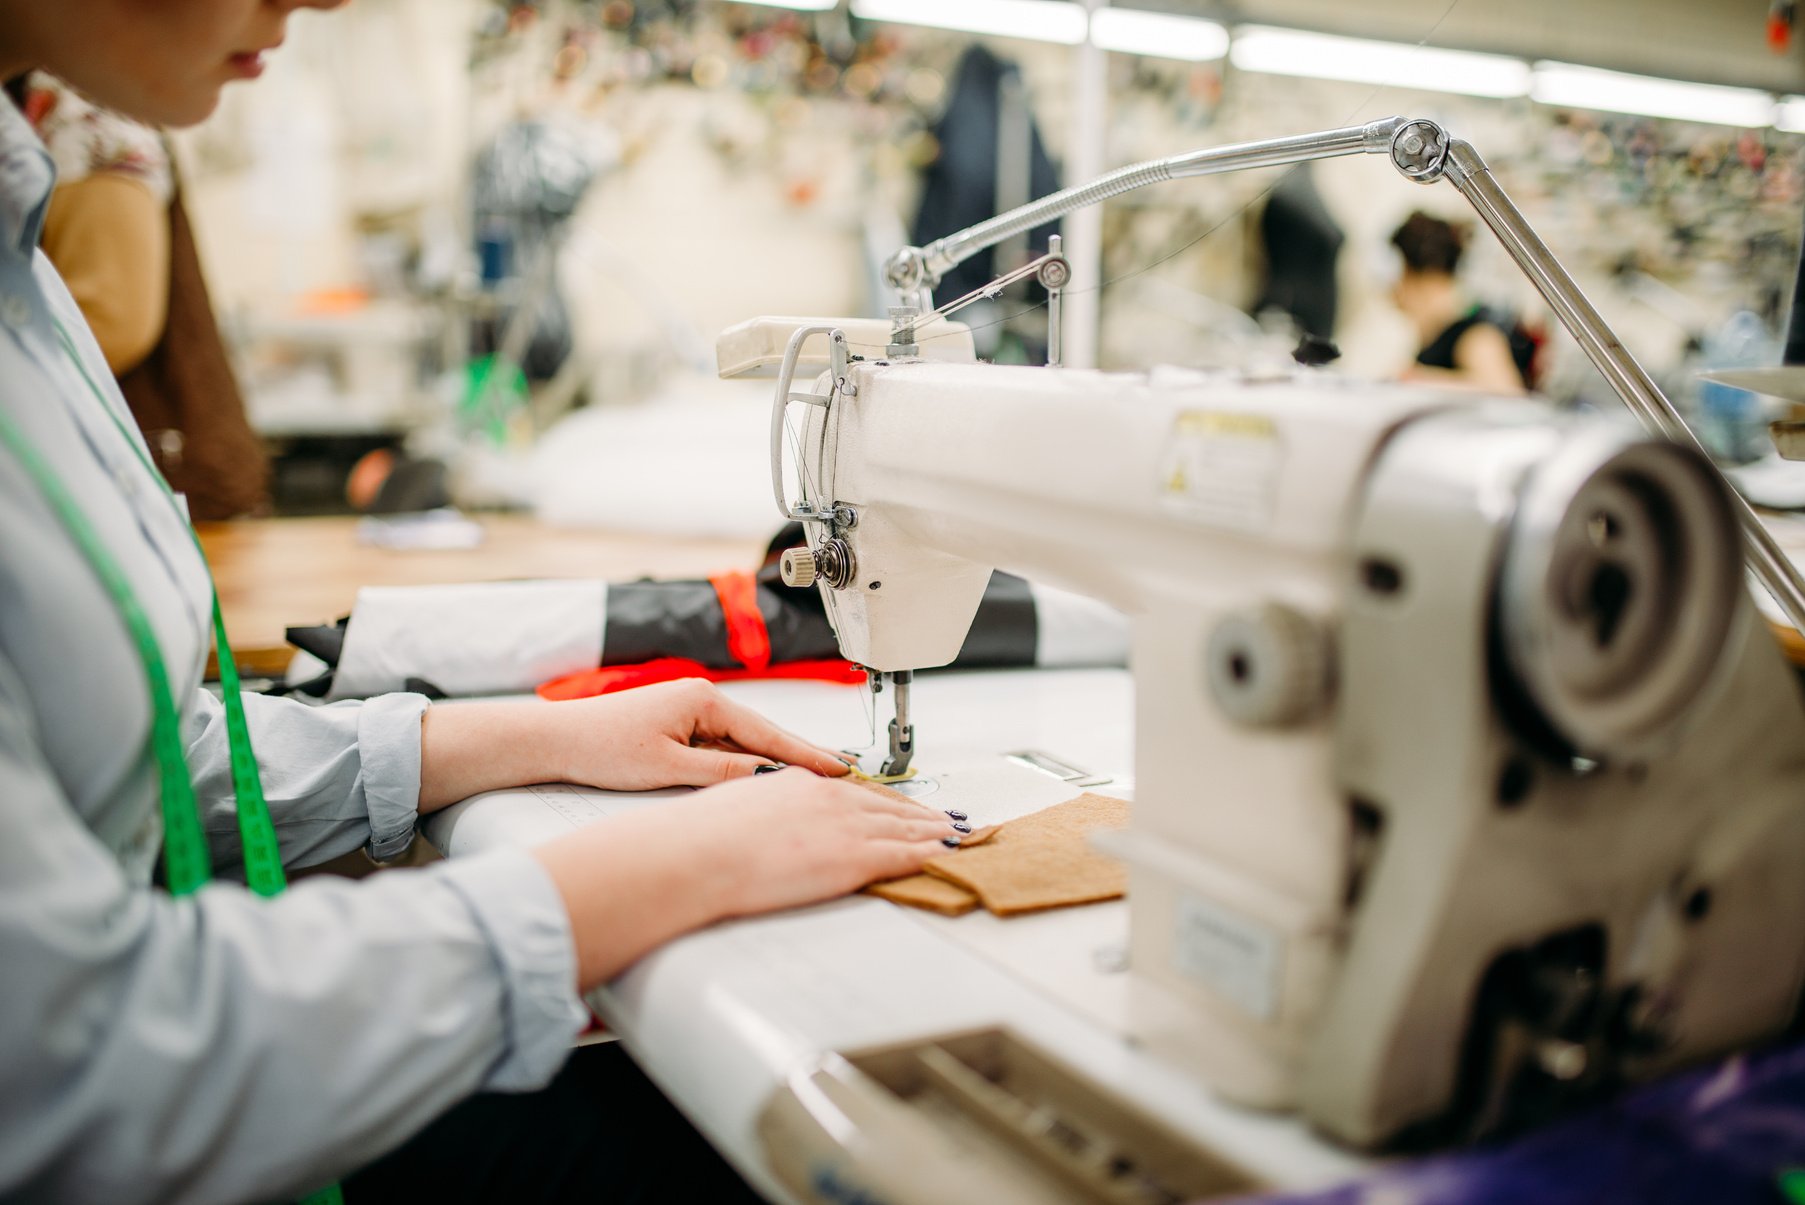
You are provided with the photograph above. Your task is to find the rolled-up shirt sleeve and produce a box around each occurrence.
[186,688,430,870]
[0,660,588,1204]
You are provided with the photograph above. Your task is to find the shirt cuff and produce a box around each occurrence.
[357,692,430,861]
[436,846,587,1091]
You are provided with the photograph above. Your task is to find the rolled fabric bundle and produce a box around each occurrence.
[284,525,1127,700]
[317,578,607,700]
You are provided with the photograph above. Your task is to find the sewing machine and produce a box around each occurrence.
[428,117,1805,1203]
[733,317,1805,1143]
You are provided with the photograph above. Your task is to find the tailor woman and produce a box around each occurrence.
[0,3,961,1200]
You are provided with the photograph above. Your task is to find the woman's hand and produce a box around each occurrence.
[534,769,961,988]
[416,679,850,812]
[417,680,955,987]
[546,678,851,791]
[683,769,957,919]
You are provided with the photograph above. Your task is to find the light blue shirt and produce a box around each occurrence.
[0,97,586,1204]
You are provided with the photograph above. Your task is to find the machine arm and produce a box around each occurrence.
[882,115,1805,636]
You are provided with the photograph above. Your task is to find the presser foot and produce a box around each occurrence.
[861,667,916,779]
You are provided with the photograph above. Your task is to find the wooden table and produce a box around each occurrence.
[197,515,765,678]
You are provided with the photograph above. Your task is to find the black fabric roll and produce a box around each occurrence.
[285,618,347,666]
[602,580,739,667]
[957,569,1038,668]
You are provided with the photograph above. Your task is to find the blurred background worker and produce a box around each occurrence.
[9,72,269,519]
[1390,209,1537,395]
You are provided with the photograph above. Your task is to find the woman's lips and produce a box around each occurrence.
[227,51,268,79]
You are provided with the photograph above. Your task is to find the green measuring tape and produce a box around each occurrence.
[0,321,342,1204]
[42,320,288,897]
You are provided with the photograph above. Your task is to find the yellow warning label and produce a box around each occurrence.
[1173,411,1278,439]
[1159,410,1282,530]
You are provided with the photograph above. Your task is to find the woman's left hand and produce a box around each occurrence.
[546,678,851,790]
[417,678,851,811]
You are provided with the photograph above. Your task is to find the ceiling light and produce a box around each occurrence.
[1778,96,1805,133]
[1089,9,1228,62]
[1532,61,1774,127]
[849,0,1089,45]
[1230,25,1532,100]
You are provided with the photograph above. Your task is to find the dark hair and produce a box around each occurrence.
[1391,210,1468,276]
[3,75,27,112]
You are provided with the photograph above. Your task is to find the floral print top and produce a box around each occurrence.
[23,73,172,205]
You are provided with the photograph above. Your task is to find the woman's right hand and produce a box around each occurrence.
[532,769,960,990]
[682,769,960,918]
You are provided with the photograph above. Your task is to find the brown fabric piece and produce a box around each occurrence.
[864,821,1002,915]
[865,790,1128,919]
[867,874,981,916]
[922,792,1129,917]
[857,776,997,914]
[116,186,269,520]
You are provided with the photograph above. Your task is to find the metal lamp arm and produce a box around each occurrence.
[884,117,1406,300]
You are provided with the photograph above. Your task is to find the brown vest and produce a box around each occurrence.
[118,189,269,520]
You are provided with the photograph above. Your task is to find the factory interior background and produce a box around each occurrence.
[22,1,1805,1199]
[165,0,1805,530]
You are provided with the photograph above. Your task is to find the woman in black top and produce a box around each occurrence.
[1390,210,1531,394]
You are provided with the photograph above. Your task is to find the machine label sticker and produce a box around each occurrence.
[1158,411,1281,532]
[1172,892,1281,1021]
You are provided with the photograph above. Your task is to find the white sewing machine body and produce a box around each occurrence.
[423,325,1805,1201]
[755,322,1805,1152]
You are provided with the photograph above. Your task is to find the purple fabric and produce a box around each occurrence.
[1229,1042,1805,1205]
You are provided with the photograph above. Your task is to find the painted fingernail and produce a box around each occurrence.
[944,810,968,821]
[941,836,962,848]
[754,764,784,775]
[951,822,972,833]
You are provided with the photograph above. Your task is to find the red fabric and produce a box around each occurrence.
[537,567,863,700]
[536,657,865,701]
[709,571,772,671]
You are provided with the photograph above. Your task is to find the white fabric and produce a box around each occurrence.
[1030,581,1130,668]
[332,579,608,700]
